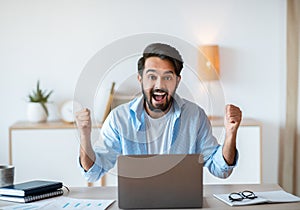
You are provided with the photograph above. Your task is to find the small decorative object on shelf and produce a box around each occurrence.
[27,80,53,123]
[60,100,82,123]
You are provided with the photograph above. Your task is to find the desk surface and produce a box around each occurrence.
[0,184,299,209]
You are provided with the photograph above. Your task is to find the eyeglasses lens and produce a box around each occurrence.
[242,191,257,199]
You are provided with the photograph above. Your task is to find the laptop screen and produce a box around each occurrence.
[118,154,203,209]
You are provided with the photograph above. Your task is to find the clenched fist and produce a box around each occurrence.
[224,104,242,133]
[222,104,242,165]
[76,108,95,171]
[75,108,92,138]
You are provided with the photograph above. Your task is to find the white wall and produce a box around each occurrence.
[0,0,286,184]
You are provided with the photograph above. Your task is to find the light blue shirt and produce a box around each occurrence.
[79,94,238,182]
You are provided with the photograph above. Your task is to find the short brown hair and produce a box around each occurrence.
[137,43,184,76]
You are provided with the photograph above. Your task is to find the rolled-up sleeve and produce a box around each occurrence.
[77,150,105,183]
[77,110,121,183]
[197,110,239,178]
[206,145,239,178]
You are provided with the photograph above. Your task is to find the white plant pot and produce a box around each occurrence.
[27,102,47,123]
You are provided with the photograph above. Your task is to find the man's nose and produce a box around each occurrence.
[154,77,164,89]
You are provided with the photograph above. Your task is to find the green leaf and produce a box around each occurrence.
[28,80,53,103]
[40,102,49,117]
[44,90,53,101]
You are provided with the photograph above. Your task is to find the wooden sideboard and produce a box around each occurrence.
[8,121,104,187]
[8,118,261,186]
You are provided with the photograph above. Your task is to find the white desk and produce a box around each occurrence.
[0,184,299,209]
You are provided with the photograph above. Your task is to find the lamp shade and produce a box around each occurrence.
[199,45,220,81]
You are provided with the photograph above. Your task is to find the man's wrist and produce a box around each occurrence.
[225,128,238,138]
[80,133,91,140]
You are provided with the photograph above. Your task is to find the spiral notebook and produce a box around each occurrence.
[0,189,64,203]
[0,180,63,197]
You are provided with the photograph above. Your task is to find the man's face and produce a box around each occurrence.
[138,56,181,118]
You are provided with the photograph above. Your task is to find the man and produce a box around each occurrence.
[76,43,242,182]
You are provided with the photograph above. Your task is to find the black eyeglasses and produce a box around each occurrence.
[229,190,257,202]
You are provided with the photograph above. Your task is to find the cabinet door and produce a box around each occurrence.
[203,126,261,184]
[12,129,87,187]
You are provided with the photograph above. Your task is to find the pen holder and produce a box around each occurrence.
[0,165,14,187]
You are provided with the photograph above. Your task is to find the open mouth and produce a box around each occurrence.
[152,91,167,102]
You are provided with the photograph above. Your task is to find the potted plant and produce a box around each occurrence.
[27,80,53,123]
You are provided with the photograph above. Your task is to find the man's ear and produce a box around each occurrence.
[176,75,181,88]
[137,74,142,83]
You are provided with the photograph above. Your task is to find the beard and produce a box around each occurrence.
[141,84,174,113]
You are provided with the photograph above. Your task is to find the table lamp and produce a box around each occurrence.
[199,45,220,81]
[198,45,222,120]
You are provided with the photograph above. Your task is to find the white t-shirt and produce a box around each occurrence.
[145,107,174,154]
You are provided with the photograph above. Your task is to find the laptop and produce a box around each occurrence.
[118,154,203,209]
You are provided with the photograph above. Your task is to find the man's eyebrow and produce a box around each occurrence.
[145,69,175,75]
[163,71,175,75]
[145,69,156,74]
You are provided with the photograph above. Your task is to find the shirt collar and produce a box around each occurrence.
[129,93,184,130]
